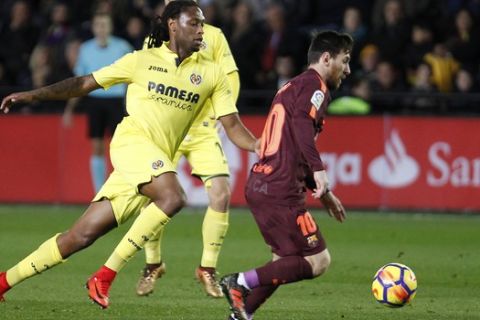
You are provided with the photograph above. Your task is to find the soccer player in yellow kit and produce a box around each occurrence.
[0,1,257,309]
[136,0,240,299]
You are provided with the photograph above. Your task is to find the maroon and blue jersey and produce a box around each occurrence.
[246,68,330,206]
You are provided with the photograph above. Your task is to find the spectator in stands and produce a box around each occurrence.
[407,62,439,112]
[371,0,443,30]
[328,76,371,115]
[63,12,132,193]
[451,68,479,113]
[355,44,380,82]
[38,2,75,84]
[257,3,308,89]
[446,8,480,74]
[370,60,406,112]
[340,6,368,71]
[64,38,82,71]
[274,55,296,89]
[371,0,411,68]
[0,0,39,86]
[199,0,222,27]
[404,22,435,75]
[124,15,147,50]
[29,43,51,89]
[424,43,460,92]
[225,0,262,91]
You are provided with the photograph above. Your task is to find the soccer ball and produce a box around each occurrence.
[371,263,417,308]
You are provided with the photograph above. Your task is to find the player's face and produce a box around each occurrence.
[173,7,204,53]
[326,50,351,90]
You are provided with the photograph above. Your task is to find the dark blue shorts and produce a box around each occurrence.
[84,97,125,138]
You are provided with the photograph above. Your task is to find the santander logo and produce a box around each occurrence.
[368,130,419,188]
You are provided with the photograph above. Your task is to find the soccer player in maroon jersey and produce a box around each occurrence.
[219,30,352,320]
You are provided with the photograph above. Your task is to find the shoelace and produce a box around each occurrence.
[200,270,220,287]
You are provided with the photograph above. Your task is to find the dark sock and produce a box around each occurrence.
[256,256,313,286]
[245,285,278,315]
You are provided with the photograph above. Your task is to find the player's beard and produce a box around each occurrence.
[326,78,340,91]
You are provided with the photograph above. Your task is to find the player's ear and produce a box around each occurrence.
[168,18,177,33]
[320,52,331,66]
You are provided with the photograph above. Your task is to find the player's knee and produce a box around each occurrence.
[210,187,231,209]
[308,250,331,277]
[153,189,186,215]
[207,177,231,211]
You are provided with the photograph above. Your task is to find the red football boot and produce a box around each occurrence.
[0,272,11,302]
[85,266,116,309]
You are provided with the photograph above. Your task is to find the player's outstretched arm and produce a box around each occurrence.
[219,113,259,153]
[320,191,346,223]
[1,75,101,113]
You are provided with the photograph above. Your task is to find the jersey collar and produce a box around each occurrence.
[159,42,200,66]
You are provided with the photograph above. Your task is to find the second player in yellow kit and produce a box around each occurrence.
[0,1,258,309]
[137,0,241,298]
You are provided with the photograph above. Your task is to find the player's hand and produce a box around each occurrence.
[320,191,346,223]
[1,92,34,114]
[311,170,329,199]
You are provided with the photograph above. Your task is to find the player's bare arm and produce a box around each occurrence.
[1,75,101,113]
[219,113,259,153]
[320,191,346,222]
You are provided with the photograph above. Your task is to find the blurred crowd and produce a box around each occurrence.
[1,0,480,114]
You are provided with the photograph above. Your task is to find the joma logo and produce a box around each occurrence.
[148,65,168,73]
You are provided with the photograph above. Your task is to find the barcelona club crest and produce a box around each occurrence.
[190,73,202,85]
[307,234,319,248]
[152,160,164,170]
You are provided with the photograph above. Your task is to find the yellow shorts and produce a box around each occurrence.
[173,125,229,183]
[93,117,176,224]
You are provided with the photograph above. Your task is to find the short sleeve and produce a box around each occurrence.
[211,65,238,118]
[92,51,137,89]
[296,79,328,120]
[292,78,328,171]
[213,30,238,75]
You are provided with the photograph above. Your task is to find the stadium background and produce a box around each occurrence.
[0,0,479,212]
[0,2,480,320]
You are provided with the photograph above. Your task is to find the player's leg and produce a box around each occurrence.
[135,215,166,296]
[87,98,107,193]
[187,131,231,297]
[0,200,118,301]
[196,175,230,297]
[91,138,106,193]
[135,146,186,296]
[221,202,327,320]
[88,172,186,308]
[229,249,331,318]
[84,118,185,307]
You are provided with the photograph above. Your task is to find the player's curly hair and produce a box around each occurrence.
[146,0,199,48]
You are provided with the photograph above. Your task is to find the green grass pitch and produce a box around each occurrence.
[0,205,479,320]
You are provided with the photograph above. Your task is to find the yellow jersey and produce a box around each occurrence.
[191,24,238,130]
[92,44,237,160]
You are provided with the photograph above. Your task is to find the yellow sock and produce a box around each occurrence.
[105,203,170,272]
[200,207,229,268]
[144,227,164,264]
[6,234,65,287]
